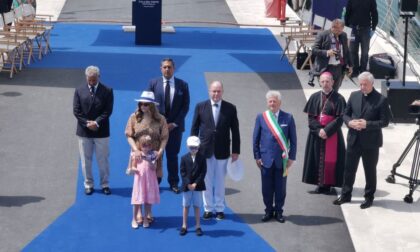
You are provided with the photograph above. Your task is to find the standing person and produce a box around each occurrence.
[264,0,287,24]
[129,135,160,229]
[125,91,169,222]
[179,136,207,236]
[312,19,353,91]
[191,81,240,220]
[302,72,346,194]
[73,66,114,195]
[148,58,190,193]
[0,0,13,31]
[253,90,297,223]
[345,0,378,77]
[333,72,390,209]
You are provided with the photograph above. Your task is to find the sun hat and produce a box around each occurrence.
[135,91,159,105]
[186,136,200,147]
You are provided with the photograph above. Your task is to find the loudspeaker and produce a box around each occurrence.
[369,53,396,79]
[401,0,418,12]
[381,80,420,123]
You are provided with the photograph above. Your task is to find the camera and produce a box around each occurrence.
[334,49,340,61]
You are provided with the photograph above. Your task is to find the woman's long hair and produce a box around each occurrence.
[135,102,161,123]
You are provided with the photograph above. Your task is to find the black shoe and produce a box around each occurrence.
[195,228,203,236]
[203,211,213,220]
[102,187,111,195]
[333,196,351,205]
[171,186,180,194]
[360,199,373,209]
[84,187,93,195]
[179,227,187,236]
[275,213,285,223]
[261,213,273,222]
[157,177,162,185]
[215,212,225,220]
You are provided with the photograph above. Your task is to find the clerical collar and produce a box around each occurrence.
[363,89,374,97]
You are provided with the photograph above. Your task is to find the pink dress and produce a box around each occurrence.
[131,153,160,205]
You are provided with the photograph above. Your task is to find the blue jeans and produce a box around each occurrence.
[350,26,371,74]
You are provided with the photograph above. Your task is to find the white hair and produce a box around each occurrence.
[358,71,374,84]
[85,65,100,77]
[266,90,282,101]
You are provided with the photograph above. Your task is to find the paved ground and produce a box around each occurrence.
[1,0,420,251]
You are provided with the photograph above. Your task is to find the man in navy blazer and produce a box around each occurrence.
[148,58,190,192]
[253,90,297,223]
[334,71,390,209]
[73,66,114,195]
[191,81,240,220]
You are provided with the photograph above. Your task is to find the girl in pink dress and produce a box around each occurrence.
[131,135,160,229]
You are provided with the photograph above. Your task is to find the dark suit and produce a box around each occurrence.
[191,100,240,159]
[73,82,114,189]
[180,152,207,192]
[341,88,390,200]
[312,29,352,91]
[73,82,114,138]
[191,99,240,212]
[253,110,297,215]
[148,77,190,187]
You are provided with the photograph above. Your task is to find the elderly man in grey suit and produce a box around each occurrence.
[312,19,353,91]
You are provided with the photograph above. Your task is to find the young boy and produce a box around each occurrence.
[179,136,207,236]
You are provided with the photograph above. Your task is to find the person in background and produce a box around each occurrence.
[345,0,378,77]
[312,19,353,91]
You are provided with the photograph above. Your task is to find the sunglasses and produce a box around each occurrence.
[139,103,150,107]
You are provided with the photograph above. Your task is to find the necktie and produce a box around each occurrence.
[213,103,219,125]
[89,86,94,96]
[164,80,171,116]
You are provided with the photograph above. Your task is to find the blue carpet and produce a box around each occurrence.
[23,24,294,251]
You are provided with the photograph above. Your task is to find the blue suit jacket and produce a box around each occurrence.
[253,110,297,169]
[148,77,190,132]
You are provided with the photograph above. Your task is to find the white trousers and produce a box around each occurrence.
[202,155,228,212]
[78,137,110,189]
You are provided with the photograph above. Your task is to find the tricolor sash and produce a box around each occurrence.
[262,110,289,177]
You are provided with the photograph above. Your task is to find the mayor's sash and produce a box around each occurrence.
[262,110,289,177]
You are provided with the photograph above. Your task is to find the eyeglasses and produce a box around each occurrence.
[189,146,199,150]
[139,103,150,107]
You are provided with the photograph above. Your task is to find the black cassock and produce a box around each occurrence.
[302,90,346,187]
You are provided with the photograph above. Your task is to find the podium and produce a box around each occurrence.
[132,0,162,45]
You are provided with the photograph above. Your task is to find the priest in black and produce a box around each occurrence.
[302,72,346,194]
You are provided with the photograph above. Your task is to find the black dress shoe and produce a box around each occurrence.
[85,187,93,195]
[195,227,203,236]
[215,212,225,220]
[261,213,273,222]
[171,186,180,194]
[102,187,111,195]
[360,199,373,209]
[333,196,351,205]
[275,213,285,223]
[179,227,187,236]
[203,211,213,220]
